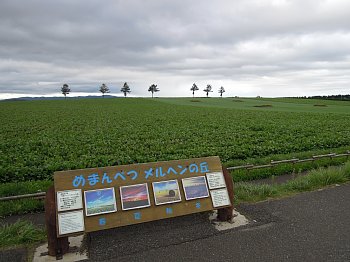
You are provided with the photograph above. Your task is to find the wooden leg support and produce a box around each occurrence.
[45,186,69,259]
[217,167,234,221]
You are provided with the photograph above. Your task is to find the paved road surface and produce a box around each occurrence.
[89,183,350,261]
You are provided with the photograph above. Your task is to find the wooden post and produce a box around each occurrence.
[45,186,69,259]
[217,167,234,221]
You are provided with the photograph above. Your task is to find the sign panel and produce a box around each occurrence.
[54,156,231,236]
[58,210,85,235]
[206,172,226,189]
[57,189,83,212]
[210,188,231,208]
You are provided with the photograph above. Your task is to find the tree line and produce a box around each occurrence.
[61,83,226,99]
[305,95,350,101]
[61,82,131,99]
[191,84,225,98]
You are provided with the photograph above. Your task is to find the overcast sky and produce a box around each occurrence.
[1,0,350,99]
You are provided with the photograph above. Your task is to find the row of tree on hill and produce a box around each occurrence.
[61,82,132,99]
[191,84,225,98]
[61,83,225,99]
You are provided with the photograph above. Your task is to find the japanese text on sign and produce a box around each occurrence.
[72,161,210,188]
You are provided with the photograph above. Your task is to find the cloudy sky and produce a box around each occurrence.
[1,0,350,99]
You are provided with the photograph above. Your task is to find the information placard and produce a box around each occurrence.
[210,188,231,208]
[54,156,231,235]
[57,189,83,212]
[58,210,85,235]
[206,172,226,189]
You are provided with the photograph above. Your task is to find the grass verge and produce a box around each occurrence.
[0,180,51,218]
[0,199,45,218]
[235,160,350,204]
[227,147,350,182]
[0,180,52,197]
[0,220,46,248]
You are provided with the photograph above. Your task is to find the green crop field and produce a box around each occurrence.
[158,97,350,114]
[0,97,350,183]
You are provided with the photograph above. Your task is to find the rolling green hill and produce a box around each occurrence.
[157,97,350,114]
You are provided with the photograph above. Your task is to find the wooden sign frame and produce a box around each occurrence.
[54,156,231,237]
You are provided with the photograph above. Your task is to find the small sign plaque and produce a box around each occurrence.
[210,188,231,208]
[58,210,85,235]
[206,172,226,189]
[57,189,83,212]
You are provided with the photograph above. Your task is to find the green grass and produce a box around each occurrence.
[1,98,349,183]
[0,199,45,218]
[0,181,51,218]
[0,220,46,248]
[0,180,52,197]
[228,147,350,182]
[235,161,350,204]
[158,97,350,114]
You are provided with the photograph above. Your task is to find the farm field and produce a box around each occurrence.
[0,97,349,183]
[158,97,350,114]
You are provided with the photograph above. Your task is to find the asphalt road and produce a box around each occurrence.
[88,182,350,262]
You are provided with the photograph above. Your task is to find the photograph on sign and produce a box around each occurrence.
[210,188,231,208]
[120,183,151,210]
[206,172,226,189]
[58,210,85,235]
[152,180,182,205]
[182,176,209,200]
[57,189,83,212]
[84,187,117,216]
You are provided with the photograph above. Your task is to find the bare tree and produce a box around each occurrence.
[121,82,131,97]
[190,83,199,98]
[203,84,213,97]
[61,84,70,99]
[218,86,225,97]
[148,84,159,98]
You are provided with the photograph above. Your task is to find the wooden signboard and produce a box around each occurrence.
[54,156,231,237]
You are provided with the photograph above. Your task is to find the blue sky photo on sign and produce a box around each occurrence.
[84,188,117,216]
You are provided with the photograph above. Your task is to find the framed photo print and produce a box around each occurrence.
[152,180,182,205]
[120,183,151,210]
[182,176,209,200]
[84,187,117,216]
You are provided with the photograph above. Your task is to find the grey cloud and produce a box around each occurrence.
[0,0,350,97]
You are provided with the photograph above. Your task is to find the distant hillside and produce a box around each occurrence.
[2,95,120,101]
